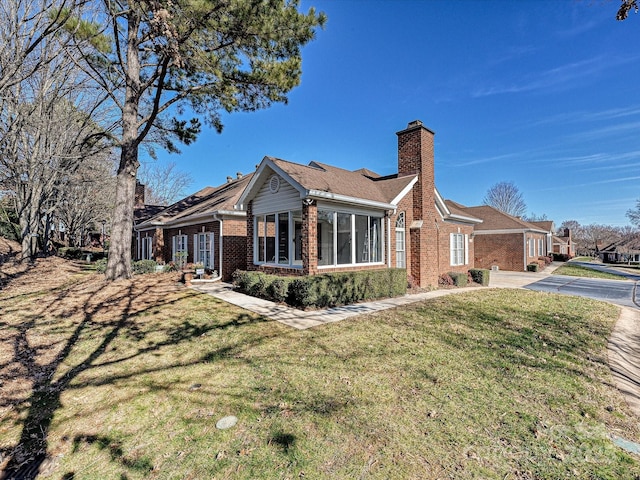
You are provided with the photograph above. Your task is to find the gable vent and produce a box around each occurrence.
[269,174,280,193]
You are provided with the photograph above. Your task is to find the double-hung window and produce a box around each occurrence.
[172,234,188,268]
[194,232,214,268]
[450,233,468,266]
[395,212,406,268]
[528,238,535,257]
[139,236,153,260]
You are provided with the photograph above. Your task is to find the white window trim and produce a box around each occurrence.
[172,234,188,264]
[253,211,303,268]
[317,209,386,269]
[194,232,215,268]
[450,233,468,267]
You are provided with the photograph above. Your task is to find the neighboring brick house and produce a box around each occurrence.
[452,204,552,272]
[133,173,252,281]
[552,228,574,258]
[235,120,481,287]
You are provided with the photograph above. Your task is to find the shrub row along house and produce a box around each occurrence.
[134,120,558,287]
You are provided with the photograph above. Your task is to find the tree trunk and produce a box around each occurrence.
[104,146,138,280]
[104,10,141,281]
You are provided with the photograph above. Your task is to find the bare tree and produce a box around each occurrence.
[617,0,638,20]
[55,154,116,247]
[138,161,193,206]
[483,181,527,218]
[627,199,640,227]
[0,17,110,259]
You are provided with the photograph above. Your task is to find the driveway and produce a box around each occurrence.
[526,276,639,309]
[489,263,639,310]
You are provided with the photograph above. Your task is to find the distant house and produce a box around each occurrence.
[133,174,251,281]
[599,233,640,263]
[235,121,482,287]
[451,204,552,272]
[552,228,574,258]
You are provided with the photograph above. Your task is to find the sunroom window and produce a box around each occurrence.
[317,209,384,267]
[254,211,302,267]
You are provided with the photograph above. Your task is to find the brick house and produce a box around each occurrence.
[235,120,481,287]
[552,228,574,258]
[133,173,252,281]
[451,204,552,271]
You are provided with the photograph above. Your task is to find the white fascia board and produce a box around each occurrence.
[447,214,483,224]
[474,228,547,235]
[389,175,418,205]
[307,189,395,211]
[434,188,451,217]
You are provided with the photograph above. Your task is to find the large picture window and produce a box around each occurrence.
[317,209,384,267]
[255,211,302,267]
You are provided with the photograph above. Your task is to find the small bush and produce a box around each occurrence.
[552,253,570,262]
[268,278,291,303]
[438,273,454,287]
[527,263,539,272]
[94,258,108,273]
[287,277,316,308]
[469,268,490,286]
[58,247,84,260]
[447,271,468,287]
[133,259,158,274]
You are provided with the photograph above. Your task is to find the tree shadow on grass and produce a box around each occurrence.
[0,270,272,480]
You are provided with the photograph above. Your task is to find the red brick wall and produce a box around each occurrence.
[473,231,548,272]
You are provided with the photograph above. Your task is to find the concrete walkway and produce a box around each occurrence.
[191,262,640,417]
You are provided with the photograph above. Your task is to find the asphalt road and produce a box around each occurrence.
[526,274,639,309]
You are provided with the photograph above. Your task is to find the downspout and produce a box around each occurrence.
[387,215,391,268]
[523,232,527,271]
[136,231,140,260]
[211,215,223,282]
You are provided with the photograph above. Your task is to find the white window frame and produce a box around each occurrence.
[395,212,406,269]
[528,238,535,257]
[172,234,188,266]
[254,211,303,268]
[450,233,468,266]
[317,209,385,268]
[194,232,214,268]
[140,236,153,260]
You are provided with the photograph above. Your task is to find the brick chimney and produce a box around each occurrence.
[396,120,438,287]
[135,181,145,208]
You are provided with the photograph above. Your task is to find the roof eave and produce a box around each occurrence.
[307,189,395,211]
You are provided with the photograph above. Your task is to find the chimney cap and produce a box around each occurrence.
[236,172,243,179]
[226,176,233,183]
[407,120,423,127]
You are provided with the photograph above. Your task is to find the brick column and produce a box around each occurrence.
[246,201,255,271]
[154,227,164,263]
[302,200,318,275]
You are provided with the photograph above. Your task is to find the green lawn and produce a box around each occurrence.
[553,263,627,280]
[1,265,639,479]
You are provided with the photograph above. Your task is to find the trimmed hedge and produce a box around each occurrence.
[232,269,407,309]
[447,271,468,287]
[468,268,490,286]
[527,263,539,272]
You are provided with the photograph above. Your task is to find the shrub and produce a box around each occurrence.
[468,268,490,286]
[527,263,539,272]
[94,258,108,273]
[268,278,291,303]
[447,271,468,287]
[133,259,158,274]
[438,273,454,287]
[58,247,84,260]
[552,253,570,262]
[287,277,316,308]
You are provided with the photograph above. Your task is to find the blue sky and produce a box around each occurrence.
[151,0,640,227]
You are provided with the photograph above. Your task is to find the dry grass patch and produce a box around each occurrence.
[1,259,639,479]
